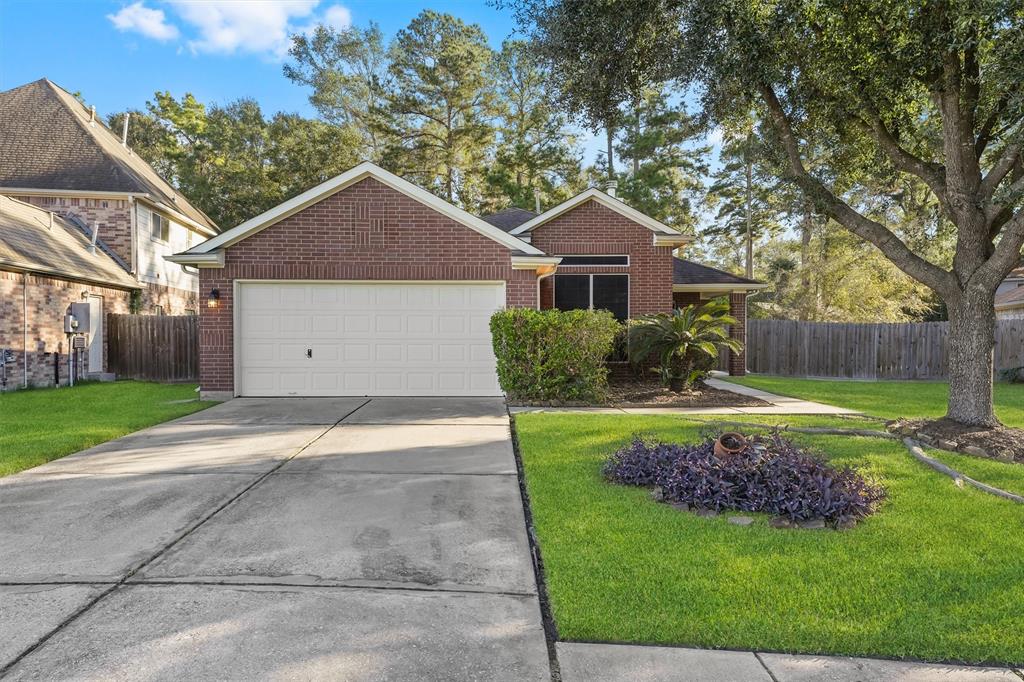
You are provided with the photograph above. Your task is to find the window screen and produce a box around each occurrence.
[592,275,629,320]
[558,255,628,266]
[554,275,590,311]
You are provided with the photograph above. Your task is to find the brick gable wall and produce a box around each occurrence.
[527,200,675,316]
[0,270,132,390]
[198,177,538,393]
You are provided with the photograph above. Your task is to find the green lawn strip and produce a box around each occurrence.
[723,376,1024,427]
[515,412,1024,665]
[0,381,212,477]
[926,449,1024,499]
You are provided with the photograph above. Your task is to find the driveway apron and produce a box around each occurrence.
[0,397,550,681]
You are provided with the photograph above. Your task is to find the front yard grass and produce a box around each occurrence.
[722,375,1024,425]
[0,381,211,477]
[515,412,1024,665]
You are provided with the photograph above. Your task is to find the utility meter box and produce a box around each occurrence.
[68,303,90,334]
[72,336,87,350]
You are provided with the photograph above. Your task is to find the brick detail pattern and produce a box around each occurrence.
[528,200,675,316]
[198,177,539,393]
[18,195,133,265]
[728,292,747,376]
[0,270,132,390]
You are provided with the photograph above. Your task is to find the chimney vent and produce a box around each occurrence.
[121,112,130,145]
[89,105,95,125]
[603,179,618,198]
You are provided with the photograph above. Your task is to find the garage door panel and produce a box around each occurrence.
[238,282,504,396]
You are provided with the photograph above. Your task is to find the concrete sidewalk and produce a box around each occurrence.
[557,642,1023,681]
[510,376,858,416]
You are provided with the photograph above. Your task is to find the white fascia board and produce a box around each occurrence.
[654,233,691,247]
[165,251,225,268]
[672,283,769,292]
[188,161,544,256]
[509,189,686,237]
[511,255,562,270]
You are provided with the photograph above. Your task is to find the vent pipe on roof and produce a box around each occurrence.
[121,112,130,146]
[603,179,618,198]
[89,105,96,125]
[48,212,54,230]
[89,222,100,254]
[533,186,541,214]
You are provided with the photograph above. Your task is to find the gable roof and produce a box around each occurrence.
[673,258,767,291]
[0,195,140,289]
[481,207,537,232]
[174,161,545,259]
[0,79,217,234]
[508,188,690,244]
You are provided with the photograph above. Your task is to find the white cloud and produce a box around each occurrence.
[168,0,333,57]
[322,5,352,31]
[107,2,180,41]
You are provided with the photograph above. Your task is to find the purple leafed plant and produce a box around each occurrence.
[603,433,885,525]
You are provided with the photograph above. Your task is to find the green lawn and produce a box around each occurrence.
[0,381,212,477]
[515,412,1024,665]
[722,375,1024,425]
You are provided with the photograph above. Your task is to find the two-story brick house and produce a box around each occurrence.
[0,79,219,315]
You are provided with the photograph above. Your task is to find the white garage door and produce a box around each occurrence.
[237,282,505,397]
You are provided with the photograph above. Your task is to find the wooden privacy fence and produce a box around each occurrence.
[745,319,1024,380]
[107,314,199,382]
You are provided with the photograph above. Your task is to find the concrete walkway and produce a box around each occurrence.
[557,642,1023,681]
[510,376,859,415]
[0,397,549,680]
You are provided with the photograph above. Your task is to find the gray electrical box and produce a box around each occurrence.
[69,303,90,334]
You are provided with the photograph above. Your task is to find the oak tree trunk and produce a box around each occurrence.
[945,291,999,427]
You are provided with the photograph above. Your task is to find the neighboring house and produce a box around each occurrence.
[995,264,1024,319]
[0,78,219,317]
[0,195,141,390]
[169,162,764,400]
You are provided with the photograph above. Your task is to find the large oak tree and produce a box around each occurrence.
[508,0,1024,426]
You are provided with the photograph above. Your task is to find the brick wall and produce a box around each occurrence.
[0,270,132,390]
[141,281,198,315]
[198,177,539,393]
[673,291,702,308]
[18,195,133,265]
[728,292,747,376]
[528,200,675,316]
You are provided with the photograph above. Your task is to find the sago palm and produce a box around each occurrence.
[627,301,743,391]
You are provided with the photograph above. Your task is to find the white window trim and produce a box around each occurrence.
[553,273,630,318]
[556,254,630,267]
[149,210,170,244]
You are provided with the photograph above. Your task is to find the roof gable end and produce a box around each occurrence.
[181,162,544,257]
[509,189,689,244]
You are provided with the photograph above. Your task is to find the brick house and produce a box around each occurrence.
[995,264,1024,319]
[0,79,219,317]
[0,196,140,390]
[169,163,764,399]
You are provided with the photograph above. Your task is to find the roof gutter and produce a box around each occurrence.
[165,251,225,268]
[0,262,142,290]
[672,283,770,293]
[511,255,562,276]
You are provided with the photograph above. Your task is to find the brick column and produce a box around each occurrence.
[728,292,746,376]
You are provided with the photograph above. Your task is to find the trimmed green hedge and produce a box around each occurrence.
[490,308,621,402]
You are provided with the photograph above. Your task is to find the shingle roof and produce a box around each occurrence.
[0,195,140,289]
[996,285,1024,309]
[480,207,537,232]
[0,79,217,233]
[673,258,763,286]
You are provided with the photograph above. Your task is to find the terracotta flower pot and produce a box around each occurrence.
[714,432,747,457]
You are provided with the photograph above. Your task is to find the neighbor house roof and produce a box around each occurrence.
[508,188,690,247]
[673,258,768,291]
[1005,265,1024,281]
[0,79,217,235]
[481,207,537,232]
[995,285,1024,311]
[169,162,548,267]
[0,195,140,289]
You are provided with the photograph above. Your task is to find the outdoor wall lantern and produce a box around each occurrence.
[207,288,221,308]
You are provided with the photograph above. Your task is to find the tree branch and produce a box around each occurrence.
[975,95,1011,158]
[758,84,957,299]
[980,139,1023,199]
[856,110,948,205]
[978,208,1024,289]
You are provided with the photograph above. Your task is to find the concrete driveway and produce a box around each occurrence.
[0,398,551,680]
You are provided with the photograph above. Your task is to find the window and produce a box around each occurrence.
[151,211,170,242]
[152,305,165,316]
[557,255,629,266]
[554,274,629,320]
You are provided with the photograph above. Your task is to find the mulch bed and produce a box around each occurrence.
[889,418,1024,463]
[509,377,770,408]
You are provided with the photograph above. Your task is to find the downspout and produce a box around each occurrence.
[535,267,557,311]
[23,272,28,388]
